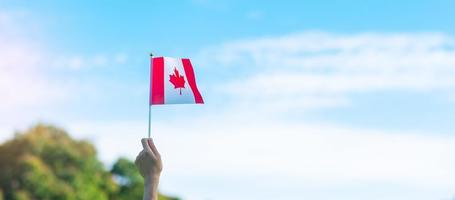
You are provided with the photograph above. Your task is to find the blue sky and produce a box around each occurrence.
[1,0,455,200]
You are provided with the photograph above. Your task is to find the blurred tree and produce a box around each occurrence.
[111,158,143,200]
[111,158,179,200]
[0,124,179,200]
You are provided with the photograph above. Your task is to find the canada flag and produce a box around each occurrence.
[149,57,204,105]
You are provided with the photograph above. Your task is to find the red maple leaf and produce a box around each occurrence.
[169,67,186,95]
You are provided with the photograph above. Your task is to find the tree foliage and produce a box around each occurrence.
[0,124,179,200]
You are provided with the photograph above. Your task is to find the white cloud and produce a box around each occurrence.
[198,31,455,111]
[52,53,129,70]
[160,120,455,188]
[65,117,455,200]
[0,11,67,112]
[0,10,130,113]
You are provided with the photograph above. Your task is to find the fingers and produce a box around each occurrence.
[135,151,141,165]
[147,138,161,158]
[141,138,153,154]
[135,150,144,161]
[141,138,161,159]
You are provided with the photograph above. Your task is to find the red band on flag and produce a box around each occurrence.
[150,57,165,105]
[182,58,204,104]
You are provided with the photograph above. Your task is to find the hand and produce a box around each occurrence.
[135,138,163,200]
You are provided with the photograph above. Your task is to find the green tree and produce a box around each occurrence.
[111,158,179,200]
[0,124,179,200]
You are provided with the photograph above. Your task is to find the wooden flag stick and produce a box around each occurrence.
[148,53,153,138]
[148,104,151,138]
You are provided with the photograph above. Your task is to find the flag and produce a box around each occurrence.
[149,56,204,105]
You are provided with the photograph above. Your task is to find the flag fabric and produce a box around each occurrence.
[149,56,204,105]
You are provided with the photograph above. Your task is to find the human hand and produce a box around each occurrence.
[135,138,163,200]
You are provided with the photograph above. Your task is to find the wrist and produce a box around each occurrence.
[144,173,160,186]
[143,175,160,200]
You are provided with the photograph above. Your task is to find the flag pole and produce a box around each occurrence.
[148,52,153,138]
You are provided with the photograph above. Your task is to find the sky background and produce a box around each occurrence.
[1,0,455,199]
